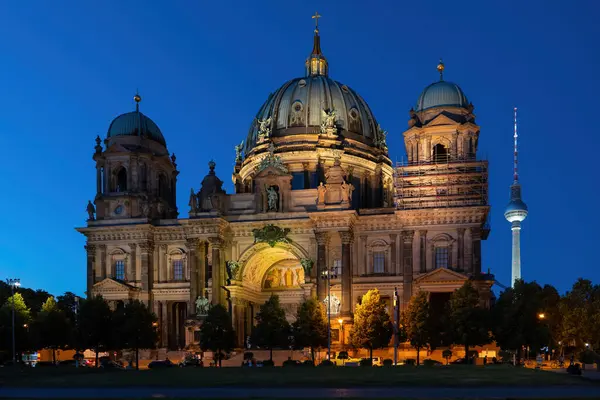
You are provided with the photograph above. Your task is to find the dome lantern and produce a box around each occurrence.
[306,12,328,77]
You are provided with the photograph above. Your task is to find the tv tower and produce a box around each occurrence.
[504,107,528,287]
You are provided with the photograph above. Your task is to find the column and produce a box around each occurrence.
[127,243,137,282]
[457,228,465,271]
[472,228,482,274]
[209,237,224,305]
[186,238,199,314]
[99,244,107,280]
[139,242,154,291]
[161,301,168,348]
[402,231,414,306]
[315,232,329,301]
[359,235,368,276]
[389,234,398,275]
[340,231,353,316]
[419,230,427,273]
[464,228,473,273]
[198,240,207,297]
[85,244,96,295]
[159,244,168,282]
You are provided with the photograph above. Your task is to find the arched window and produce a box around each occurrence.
[433,144,448,163]
[115,167,127,192]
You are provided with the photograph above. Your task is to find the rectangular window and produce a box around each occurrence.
[173,259,184,281]
[373,251,385,274]
[435,247,449,269]
[115,260,125,281]
[333,259,342,276]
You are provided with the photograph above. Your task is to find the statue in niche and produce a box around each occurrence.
[195,295,210,317]
[156,201,165,218]
[188,188,198,212]
[86,200,96,221]
[266,185,278,211]
[264,268,281,288]
[140,197,150,217]
[234,141,244,162]
[340,180,355,204]
[257,117,272,143]
[320,109,337,133]
[317,182,326,204]
[284,269,293,287]
[296,267,305,284]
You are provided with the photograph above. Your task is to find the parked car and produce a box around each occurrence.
[99,359,124,369]
[179,358,202,367]
[148,359,174,369]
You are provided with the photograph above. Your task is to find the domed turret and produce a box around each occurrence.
[107,94,166,146]
[415,61,469,112]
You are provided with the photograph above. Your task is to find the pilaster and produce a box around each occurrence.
[128,243,137,282]
[339,231,353,316]
[85,244,96,295]
[138,241,154,291]
[208,237,224,305]
[315,232,329,301]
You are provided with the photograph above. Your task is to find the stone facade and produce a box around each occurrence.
[77,32,493,350]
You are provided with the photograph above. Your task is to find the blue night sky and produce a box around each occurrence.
[0,1,598,296]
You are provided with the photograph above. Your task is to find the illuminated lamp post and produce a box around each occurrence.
[337,318,344,347]
[6,278,21,364]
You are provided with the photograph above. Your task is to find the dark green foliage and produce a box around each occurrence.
[359,358,372,367]
[492,280,553,357]
[350,289,393,360]
[0,293,33,358]
[31,297,71,363]
[404,358,416,365]
[319,359,334,366]
[262,359,275,367]
[252,294,290,361]
[449,281,491,362]
[292,297,327,362]
[559,279,600,352]
[402,291,434,366]
[112,300,157,370]
[442,349,452,364]
[78,295,112,368]
[383,358,393,366]
[199,304,235,367]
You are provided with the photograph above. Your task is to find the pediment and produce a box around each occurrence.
[414,268,469,284]
[92,278,137,293]
[255,165,290,178]
[425,114,459,127]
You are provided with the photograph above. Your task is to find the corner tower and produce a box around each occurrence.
[91,93,179,221]
[504,107,528,287]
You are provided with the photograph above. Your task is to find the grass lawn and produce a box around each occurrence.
[0,364,593,388]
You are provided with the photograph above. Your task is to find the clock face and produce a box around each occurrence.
[114,205,123,215]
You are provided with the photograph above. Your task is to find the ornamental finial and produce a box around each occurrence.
[134,90,142,112]
[312,11,321,33]
[437,59,445,81]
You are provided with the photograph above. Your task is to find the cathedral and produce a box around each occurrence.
[77,18,493,350]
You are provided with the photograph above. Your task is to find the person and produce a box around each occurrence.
[483,355,487,366]
[570,353,575,366]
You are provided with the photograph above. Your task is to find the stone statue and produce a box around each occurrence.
[374,124,388,149]
[266,185,278,211]
[226,260,240,281]
[157,201,164,217]
[86,200,96,221]
[320,109,337,133]
[195,296,210,317]
[296,267,305,284]
[257,117,272,142]
[140,200,150,217]
[317,182,326,204]
[188,188,198,212]
[341,180,354,204]
[324,294,341,315]
[234,141,244,162]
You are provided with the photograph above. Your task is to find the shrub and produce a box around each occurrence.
[567,363,582,375]
[578,350,597,365]
[359,358,373,367]
[319,359,334,367]
[405,358,416,366]
[302,360,315,367]
[442,349,452,364]
[262,359,275,367]
[282,359,298,367]
[382,358,393,367]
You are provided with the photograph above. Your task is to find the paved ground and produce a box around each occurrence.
[0,386,599,399]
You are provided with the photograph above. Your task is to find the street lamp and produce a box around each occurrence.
[6,278,21,364]
[538,313,545,320]
[393,287,400,366]
[337,318,344,347]
[321,266,338,360]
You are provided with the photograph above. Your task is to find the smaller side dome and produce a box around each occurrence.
[416,81,469,112]
[106,94,166,146]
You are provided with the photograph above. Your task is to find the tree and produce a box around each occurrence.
[292,298,327,362]
[492,280,552,359]
[199,304,236,367]
[113,300,157,370]
[0,293,33,359]
[56,292,82,352]
[350,289,393,360]
[79,296,112,368]
[449,281,491,364]
[252,294,290,361]
[442,349,453,365]
[32,297,71,364]
[559,279,600,353]
[402,291,433,366]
